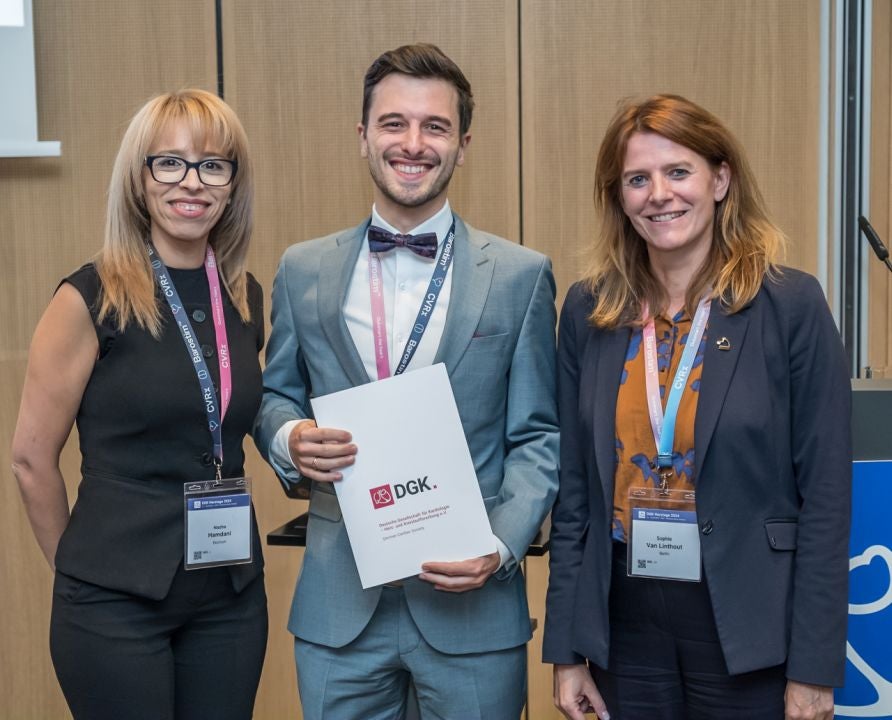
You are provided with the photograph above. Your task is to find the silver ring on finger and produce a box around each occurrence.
[311,457,319,470]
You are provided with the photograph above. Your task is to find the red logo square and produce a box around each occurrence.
[369,484,395,509]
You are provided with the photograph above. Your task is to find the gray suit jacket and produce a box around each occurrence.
[255,215,559,654]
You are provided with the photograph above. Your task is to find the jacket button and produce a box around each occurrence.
[200,452,214,466]
[701,520,714,535]
[192,309,206,323]
[201,344,214,358]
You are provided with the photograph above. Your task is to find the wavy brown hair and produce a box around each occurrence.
[96,89,254,337]
[586,94,784,328]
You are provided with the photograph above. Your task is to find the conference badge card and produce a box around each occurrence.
[310,363,496,588]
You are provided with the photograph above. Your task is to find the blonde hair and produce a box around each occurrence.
[586,94,784,328]
[97,89,254,337]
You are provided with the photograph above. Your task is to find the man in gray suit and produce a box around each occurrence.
[255,43,558,719]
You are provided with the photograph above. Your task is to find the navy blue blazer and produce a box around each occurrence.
[543,268,852,687]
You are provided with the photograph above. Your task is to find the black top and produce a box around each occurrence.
[54,262,265,600]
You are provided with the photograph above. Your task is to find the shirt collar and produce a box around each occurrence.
[655,308,692,326]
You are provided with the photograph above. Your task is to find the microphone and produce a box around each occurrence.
[858,215,892,272]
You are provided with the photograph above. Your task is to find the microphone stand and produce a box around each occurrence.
[856,216,892,379]
[858,215,892,273]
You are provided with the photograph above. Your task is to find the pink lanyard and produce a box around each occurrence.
[204,246,232,421]
[368,251,391,380]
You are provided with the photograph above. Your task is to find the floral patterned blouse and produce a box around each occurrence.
[612,308,708,542]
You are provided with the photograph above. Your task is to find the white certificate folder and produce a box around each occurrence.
[310,363,496,588]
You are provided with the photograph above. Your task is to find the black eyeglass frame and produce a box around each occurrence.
[144,155,238,187]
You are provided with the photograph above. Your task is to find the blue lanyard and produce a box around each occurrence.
[642,297,711,470]
[148,244,228,475]
[368,219,456,379]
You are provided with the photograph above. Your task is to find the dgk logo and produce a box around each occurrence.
[369,485,394,509]
[369,477,434,509]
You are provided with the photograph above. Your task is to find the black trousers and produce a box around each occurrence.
[591,544,787,720]
[50,564,268,720]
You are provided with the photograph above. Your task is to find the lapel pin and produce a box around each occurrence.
[716,337,731,351]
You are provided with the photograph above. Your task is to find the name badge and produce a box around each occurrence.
[184,477,252,570]
[627,488,701,582]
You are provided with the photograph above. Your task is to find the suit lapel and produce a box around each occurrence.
[694,303,750,481]
[592,326,630,513]
[317,221,371,386]
[433,217,495,372]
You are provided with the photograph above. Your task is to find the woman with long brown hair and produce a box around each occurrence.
[544,94,850,720]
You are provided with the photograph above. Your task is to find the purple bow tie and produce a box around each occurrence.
[368,226,438,259]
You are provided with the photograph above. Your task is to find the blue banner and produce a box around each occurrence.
[835,460,892,719]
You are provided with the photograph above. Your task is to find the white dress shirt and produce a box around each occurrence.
[344,201,455,380]
[270,201,509,567]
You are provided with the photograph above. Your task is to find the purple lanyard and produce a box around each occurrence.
[148,244,232,475]
[367,221,455,380]
[641,296,711,476]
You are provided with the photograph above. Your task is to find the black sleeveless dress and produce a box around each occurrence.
[54,263,265,600]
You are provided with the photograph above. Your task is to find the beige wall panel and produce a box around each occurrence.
[0,2,216,717]
[524,553,562,720]
[522,0,822,306]
[869,0,891,374]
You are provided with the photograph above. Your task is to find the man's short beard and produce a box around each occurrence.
[367,159,456,210]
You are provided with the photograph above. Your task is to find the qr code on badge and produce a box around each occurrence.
[637,559,647,569]
[193,551,202,561]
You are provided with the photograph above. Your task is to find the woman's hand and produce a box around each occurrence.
[554,664,610,720]
[784,680,835,720]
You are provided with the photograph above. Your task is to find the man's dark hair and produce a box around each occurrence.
[361,43,474,135]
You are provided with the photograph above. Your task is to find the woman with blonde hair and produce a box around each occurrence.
[13,89,267,719]
[544,94,850,720]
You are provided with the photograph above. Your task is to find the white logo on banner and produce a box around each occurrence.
[836,545,892,718]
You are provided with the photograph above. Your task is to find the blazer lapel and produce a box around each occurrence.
[317,221,371,386]
[433,217,495,372]
[592,326,630,512]
[694,303,750,481]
